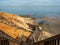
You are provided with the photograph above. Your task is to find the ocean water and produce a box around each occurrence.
[0,6,60,18]
[0,6,60,34]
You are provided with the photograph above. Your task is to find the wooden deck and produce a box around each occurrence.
[35,34,60,45]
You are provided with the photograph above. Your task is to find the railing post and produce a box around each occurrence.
[58,39,59,45]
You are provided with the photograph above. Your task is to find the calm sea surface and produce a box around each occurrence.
[0,6,60,18]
